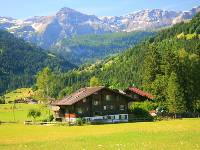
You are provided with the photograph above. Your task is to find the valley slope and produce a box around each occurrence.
[0,30,75,94]
[51,31,154,64]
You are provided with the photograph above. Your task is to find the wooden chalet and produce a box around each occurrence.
[52,86,154,123]
[52,86,134,123]
[124,87,154,101]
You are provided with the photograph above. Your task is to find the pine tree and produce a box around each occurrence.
[150,75,167,105]
[34,67,57,101]
[166,72,186,114]
[142,44,161,92]
[90,76,101,87]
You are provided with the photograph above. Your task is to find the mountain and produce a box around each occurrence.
[52,13,200,112]
[100,6,200,32]
[0,30,75,94]
[0,6,199,49]
[0,7,115,48]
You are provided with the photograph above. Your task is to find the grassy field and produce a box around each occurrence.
[0,104,51,122]
[4,88,33,103]
[0,119,199,150]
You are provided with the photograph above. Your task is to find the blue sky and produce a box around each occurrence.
[0,0,199,19]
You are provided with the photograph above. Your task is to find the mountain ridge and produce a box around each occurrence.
[0,6,199,49]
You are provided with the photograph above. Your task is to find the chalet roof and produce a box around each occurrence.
[52,86,105,106]
[52,86,132,106]
[126,87,154,99]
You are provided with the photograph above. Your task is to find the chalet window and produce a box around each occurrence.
[111,115,115,119]
[110,105,114,110]
[107,116,111,119]
[86,118,91,122]
[115,115,119,120]
[104,105,114,110]
[77,108,83,114]
[103,116,108,119]
[119,105,125,111]
[133,94,139,99]
[108,115,115,119]
[83,98,86,103]
[120,114,127,120]
[106,105,110,110]
[93,111,102,116]
[106,95,112,101]
[93,100,100,106]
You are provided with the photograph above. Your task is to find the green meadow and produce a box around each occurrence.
[4,88,33,103]
[0,104,51,123]
[0,119,199,150]
[0,104,199,149]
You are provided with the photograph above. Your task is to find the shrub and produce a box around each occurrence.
[130,108,154,121]
[40,115,54,122]
[27,109,41,121]
[41,119,48,122]
[47,114,54,122]
[76,118,83,126]
[0,96,5,104]
[156,106,168,114]
[129,101,158,111]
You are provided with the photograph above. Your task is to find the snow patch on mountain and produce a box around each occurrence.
[0,6,199,48]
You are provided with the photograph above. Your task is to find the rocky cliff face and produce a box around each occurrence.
[0,6,199,48]
[101,6,200,32]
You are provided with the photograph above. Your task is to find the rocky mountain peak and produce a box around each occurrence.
[0,6,199,47]
[190,6,200,13]
[56,7,100,24]
[57,7,79,15]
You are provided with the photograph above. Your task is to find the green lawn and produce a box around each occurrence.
[0,104,51,122]
[0,119,199,150]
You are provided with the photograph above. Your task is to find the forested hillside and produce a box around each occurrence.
[0,30,75,95]
[37,13,200,113]
[51,31,154,64]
